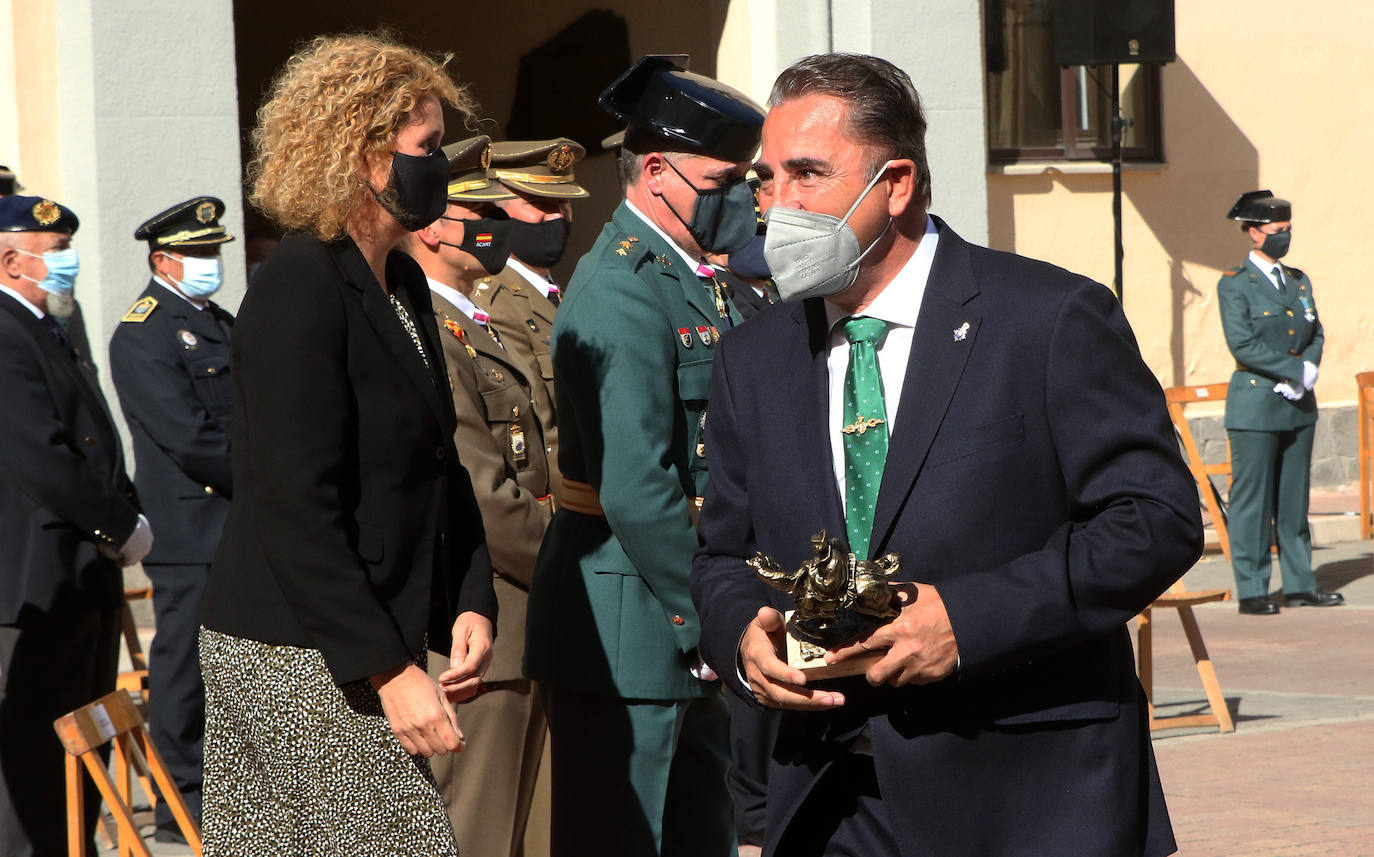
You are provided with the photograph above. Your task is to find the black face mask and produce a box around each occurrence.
[659,159,758,255]
[1260,227,1291,260]
[507,217,571,268]
[377,149,449,231]
[440,210,512,275]
[726,231,771,281]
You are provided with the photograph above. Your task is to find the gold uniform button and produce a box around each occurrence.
[512,405,520,419]
[1250,379,1257,386]
[1286,310,1294,317]
[672,614,685,626]
[1288,329,1295,336]
[206,366,217,374]
[82,436,96,446]
[204,485,214,495]
[1263,311,1271,316]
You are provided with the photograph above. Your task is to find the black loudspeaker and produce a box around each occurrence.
[1052,0,1176,66]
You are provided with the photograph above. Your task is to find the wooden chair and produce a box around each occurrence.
[1138,581,1235,733]
[53,690,202,857]
[118,588,152,703]
[1164,383,1233,561]
[1358,372,1374,541]
[1136,384,1236,733]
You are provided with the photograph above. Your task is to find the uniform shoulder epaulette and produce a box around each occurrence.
[121,295,158,323]
[1221,266,1244,278]
[1283,265,1305,280]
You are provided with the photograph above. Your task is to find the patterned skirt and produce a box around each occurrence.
[198,627,459,857]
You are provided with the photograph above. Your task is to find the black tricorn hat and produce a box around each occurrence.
[1227,190,1291,223]
[598,55,764,162]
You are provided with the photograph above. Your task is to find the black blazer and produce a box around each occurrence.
[0,292,139,624]
[109,281,235,564]
[692,220,1202,857]
[202,234,496,685]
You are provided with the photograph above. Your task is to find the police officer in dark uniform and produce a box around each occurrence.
[1219,190,1342,614]
[524,56,763,857]
[1,194,151,857]
[108,196,236,839]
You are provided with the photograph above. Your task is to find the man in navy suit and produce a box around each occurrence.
[0,195,152,856]
[691,54,1202,857]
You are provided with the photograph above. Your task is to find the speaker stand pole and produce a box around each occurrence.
[1110,63,1124,303]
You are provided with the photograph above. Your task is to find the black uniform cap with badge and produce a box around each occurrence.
[123,197,236,324]
[135,196,235,251]
[599,55,765,162]
[0,194,79,234]
[0,165,25,197]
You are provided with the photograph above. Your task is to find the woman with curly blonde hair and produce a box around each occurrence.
[198,34,497,856]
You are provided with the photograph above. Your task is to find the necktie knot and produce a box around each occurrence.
[843,316,886,346]
[1272,265,1285,286]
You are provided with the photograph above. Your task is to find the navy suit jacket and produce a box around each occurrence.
[691,219,1202,857]
[0,292,139,624]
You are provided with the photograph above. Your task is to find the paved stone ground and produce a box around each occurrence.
[1149,534,1374,856]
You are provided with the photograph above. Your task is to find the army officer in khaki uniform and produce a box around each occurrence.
[523,56,764,857]
[473,137,590,486]
[404,135,554,857]
[1219,190,1342,614]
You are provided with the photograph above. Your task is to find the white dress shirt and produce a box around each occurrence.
[505,257,557,300]
[0,283,45,319]
[823,216,940,500]
[427,277,484,321]
[1248,251,1283,290]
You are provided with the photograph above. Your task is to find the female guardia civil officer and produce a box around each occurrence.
[1219,190,1342,615]
[198,34,497,856]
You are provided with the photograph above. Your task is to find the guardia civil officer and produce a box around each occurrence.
[523,55,763,857]
[1219,191,1342,614]
[0,194,152,857]
[108,196,236,840]
[404,135,554,857]
[473,138,590,470]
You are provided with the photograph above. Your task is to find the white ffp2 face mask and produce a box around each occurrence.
[762,162,894,303]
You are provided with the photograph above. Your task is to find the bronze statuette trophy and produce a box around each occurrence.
[748,530,902,679]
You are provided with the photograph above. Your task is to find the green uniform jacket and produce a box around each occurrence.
[524,201,737,700]
[1218,256,1324,431]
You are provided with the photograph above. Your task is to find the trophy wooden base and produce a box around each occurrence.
[780,610,884,681]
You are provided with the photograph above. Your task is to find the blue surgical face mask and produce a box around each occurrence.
[165,252,224,299]
[18,247,80,296]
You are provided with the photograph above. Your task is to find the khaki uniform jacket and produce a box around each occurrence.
[432,292,553,682]
[474,266,558,488]
[1217,257,1323,431]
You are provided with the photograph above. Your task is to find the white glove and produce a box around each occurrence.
[116,514,154,567]
[1302,361,1319,390]
[690,652,719,682]
[1273,382,1303,402]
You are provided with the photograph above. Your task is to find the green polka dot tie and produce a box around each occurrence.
[841,316,889,559]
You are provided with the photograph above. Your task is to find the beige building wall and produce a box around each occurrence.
[989,1,1373,411]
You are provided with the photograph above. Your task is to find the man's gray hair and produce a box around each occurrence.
[769,53,932,208]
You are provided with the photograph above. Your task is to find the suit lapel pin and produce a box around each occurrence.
[678,327,693,348]
[953,322,970,342]
[709,326,721,343]
[656,254,673,267]
[177,329,198,349]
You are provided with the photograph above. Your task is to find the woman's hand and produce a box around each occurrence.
[370,663,464,757]
[438,611,494,704]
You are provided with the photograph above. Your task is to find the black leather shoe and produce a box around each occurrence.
[1238,595,1280,615]
[153,823,188,845]
[1283,589,1345,607]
